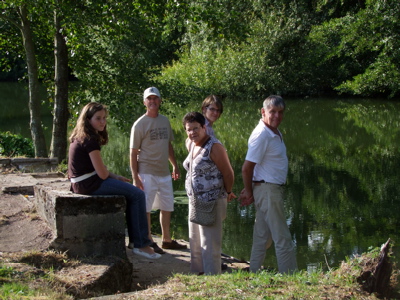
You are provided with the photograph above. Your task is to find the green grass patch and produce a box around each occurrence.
[0,243,398,299]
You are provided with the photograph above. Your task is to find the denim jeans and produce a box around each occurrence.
[91,177,151,249]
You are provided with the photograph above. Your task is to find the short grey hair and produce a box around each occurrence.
[263,95,285,110]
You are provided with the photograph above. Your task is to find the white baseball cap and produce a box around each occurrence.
[143,87,161,100]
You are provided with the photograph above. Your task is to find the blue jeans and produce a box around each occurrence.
[91,178,151,248]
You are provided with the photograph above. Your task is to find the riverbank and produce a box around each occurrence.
[0,171,398,299]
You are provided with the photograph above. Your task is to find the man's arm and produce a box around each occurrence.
[130,148,143,190]
[168,142,180,180]
[240,160,256,206]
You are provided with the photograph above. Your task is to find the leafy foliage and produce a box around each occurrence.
[155,0,368,100]
[0,131,34,157]
[1,0,399,160]
[309,0,400,97]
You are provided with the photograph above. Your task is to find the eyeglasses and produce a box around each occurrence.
[207,106,221,113]
[185,126,200,133]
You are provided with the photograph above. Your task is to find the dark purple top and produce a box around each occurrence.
[68,137,103,194]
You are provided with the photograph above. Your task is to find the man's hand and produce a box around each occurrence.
[133,175,144,190]
[238,188,254,206]
[172,166,180,180]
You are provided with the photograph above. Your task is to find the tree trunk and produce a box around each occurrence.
[50,6,69,163]
[18,5,48,158]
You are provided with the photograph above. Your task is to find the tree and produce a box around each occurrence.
[1,0,71,161]
[2,0,186,159]
[304,0,399,98]
[64,0,186,130]
[156,0,399,99]
[50,0,69,162]
[1,2,48,157]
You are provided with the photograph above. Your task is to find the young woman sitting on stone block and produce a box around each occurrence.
[68,102,161,260]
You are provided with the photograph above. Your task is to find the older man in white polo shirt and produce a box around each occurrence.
[240,95,297,274]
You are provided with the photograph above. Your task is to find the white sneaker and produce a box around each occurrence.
[133,248,161,259]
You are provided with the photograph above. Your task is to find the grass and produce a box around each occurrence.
[0,251,77,300]
[0,247,398,299]
[154,270,368,299]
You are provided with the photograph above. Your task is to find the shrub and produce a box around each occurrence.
[0,132,34,158]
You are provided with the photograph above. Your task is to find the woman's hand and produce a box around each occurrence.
[109,172,130,182]
[227,192,237,202]
[117,175,130,182]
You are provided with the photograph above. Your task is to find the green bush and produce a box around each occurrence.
[0,132,34,158]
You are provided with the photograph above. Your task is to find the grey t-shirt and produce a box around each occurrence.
[130,114,174,176]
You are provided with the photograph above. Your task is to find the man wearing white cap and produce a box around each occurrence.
[129,87,187,254]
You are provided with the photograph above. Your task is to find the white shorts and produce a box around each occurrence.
[140,173,174,212]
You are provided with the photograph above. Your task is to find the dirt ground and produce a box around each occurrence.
[0,172,249,298]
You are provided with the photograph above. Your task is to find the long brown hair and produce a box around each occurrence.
[69,102,109,145]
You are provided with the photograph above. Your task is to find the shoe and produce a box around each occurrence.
[133,248,161,259]
[221,263,228,270]
[151,242,166,254]
[161,240,187,250]
[128,242,134,249]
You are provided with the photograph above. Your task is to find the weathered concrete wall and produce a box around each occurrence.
[1,172,66,195]
[34,184,127,259]
[0,158,58,173]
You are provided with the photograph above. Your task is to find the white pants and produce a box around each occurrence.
[250,183,297,274]
[189,196,227,275]
[140,173,174,212]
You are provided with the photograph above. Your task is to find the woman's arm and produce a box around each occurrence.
[89,150,130,182]
[210,143,236,201]
[89,150,109,180]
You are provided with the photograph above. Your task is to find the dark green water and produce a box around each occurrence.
[1,82,399,272]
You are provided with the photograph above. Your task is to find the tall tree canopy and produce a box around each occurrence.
[1,0,399,160]
[156,0,399,100]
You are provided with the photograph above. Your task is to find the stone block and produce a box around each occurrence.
[34,184,127,258]
[12,157,59,172]
[54,256,133,298]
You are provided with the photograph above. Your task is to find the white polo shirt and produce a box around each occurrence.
[245,119,288,185]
